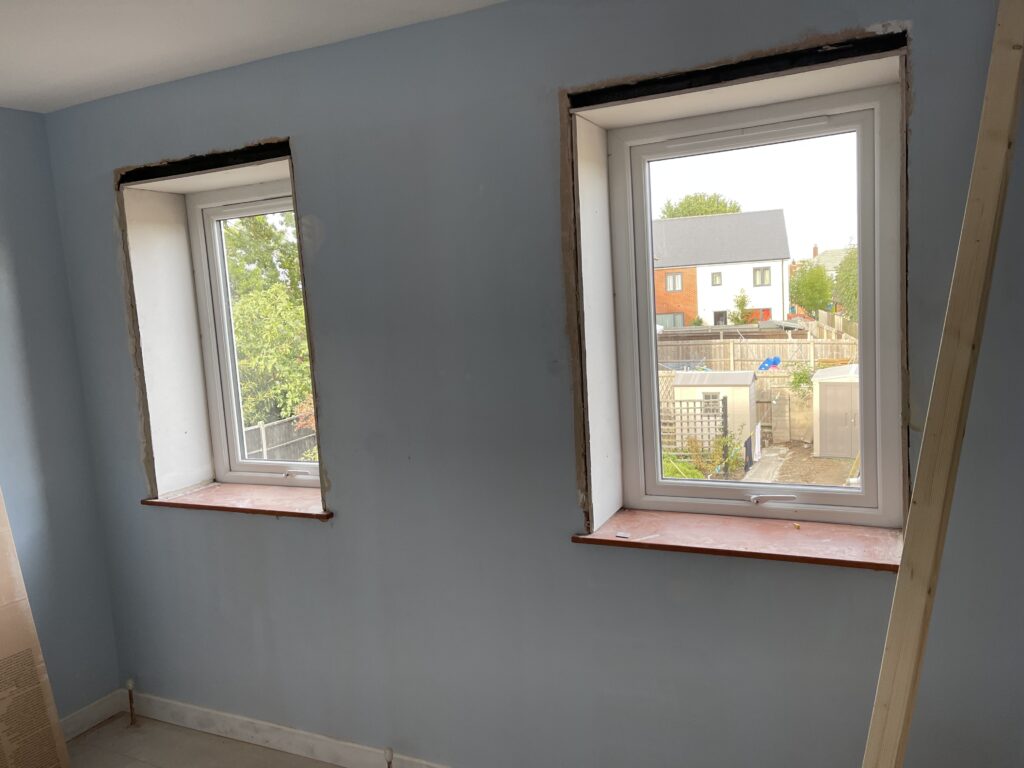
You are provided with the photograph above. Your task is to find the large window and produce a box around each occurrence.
[188,182,319,486]
[570,54,906,529]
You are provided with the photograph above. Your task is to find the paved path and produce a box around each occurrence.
[743,445,787,483]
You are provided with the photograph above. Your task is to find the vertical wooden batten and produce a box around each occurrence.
[862,1,1024,765]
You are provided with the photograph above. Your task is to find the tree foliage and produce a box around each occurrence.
[790,261,834,315]
[728,289,754,325]
[660,192,741,219]
[789,363,814,396]
[833,246,859,321]
[222,212,312,427]
[224,212,302,302]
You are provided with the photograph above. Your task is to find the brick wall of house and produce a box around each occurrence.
[653,266,697,325]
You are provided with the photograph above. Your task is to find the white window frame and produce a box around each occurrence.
[186,180,319,488]
[656,312,684,329]
[711,272,722,286]
[666,272,683,291]
[608,85,904,527]
[753,266,771,286]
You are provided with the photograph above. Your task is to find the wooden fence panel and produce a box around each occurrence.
[656,338,858,371]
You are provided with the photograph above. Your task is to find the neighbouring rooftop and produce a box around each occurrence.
[652,209,792,268]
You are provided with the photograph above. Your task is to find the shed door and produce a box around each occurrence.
[819,382,859,458]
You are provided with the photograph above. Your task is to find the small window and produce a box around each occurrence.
[665,272,683,291]
[120,147,324,503]
[656,312,685,329]
[569,52,906,529]
[189,189,318,484]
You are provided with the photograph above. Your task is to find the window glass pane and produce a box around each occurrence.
[219,210,317,464]
[649,132,859,488]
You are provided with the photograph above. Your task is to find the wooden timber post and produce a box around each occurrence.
[862,1,1024,766]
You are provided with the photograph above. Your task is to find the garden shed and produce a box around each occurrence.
[672,370,759,459]
[812,364,860,458]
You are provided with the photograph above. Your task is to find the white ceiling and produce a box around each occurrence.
[0,0,503,113]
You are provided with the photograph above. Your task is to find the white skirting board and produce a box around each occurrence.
[60,689,449,768]
[60,688,129,740]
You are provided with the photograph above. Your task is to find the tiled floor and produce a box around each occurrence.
[69,714,337,768]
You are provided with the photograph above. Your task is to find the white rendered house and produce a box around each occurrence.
[652,210,791,325]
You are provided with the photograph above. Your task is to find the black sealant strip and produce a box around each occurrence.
[117,139,291,188]
[568,32,907,110]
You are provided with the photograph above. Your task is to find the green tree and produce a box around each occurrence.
[728,289,754,325]
[690,315,706,326]
[833,245,859,321]
[222,212,312,427]
[223,212,302,302]
[660,192,741,219]
[790,261,834,314]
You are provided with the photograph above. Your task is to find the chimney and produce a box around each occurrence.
[812,244,819,259]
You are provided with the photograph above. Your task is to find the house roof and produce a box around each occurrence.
[673,370,756,387]
[814,247,851,273]
[652,209,791,268]
[812,363,859,382]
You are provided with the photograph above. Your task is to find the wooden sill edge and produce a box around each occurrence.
[572,508,902,572]
[142,482,332,521]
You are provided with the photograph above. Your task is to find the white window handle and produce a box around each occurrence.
[748,494,797,504]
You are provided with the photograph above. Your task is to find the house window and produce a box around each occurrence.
[569,52,906,529]
[656,312,685,329]
[119,146,324,507]
[188,187,319,484]
[665,272,682,291]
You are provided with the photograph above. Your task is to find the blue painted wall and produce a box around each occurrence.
[24,0,1024,764]
[0,107,120,714]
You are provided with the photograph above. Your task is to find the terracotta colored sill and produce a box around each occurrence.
[572,508,902,571]
[142,482,331,521]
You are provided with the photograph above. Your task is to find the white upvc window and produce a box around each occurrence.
[572,55,906,530]
[187,181,319,488]
[666,272,683,291]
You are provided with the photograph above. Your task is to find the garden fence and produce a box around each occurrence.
[243,415,316,462]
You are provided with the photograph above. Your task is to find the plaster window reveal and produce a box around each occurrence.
[570,49,907,530]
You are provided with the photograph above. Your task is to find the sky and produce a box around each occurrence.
[648,131,858,262]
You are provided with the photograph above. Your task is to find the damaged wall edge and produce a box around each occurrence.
[567,30,908,110]
[116,138,292,189]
